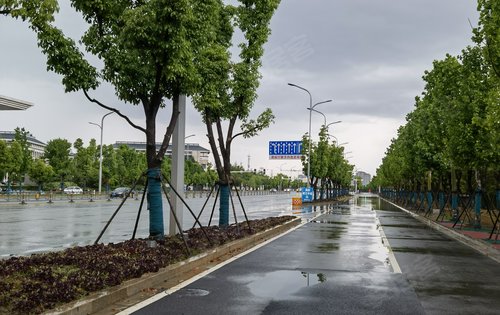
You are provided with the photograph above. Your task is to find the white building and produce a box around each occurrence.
[355,171,372,187]
[0,96,36,185]
[113,141,210,169]
[0,131,47,159]
[0,96,42,158]
[0,95,33,111]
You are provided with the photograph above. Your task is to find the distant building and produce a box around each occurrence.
[297,174,308,183]
[0,95,33,111]
[113,141,210,169]
[0,131,46,159]
[355,171,371,186]
[0,97,35,185]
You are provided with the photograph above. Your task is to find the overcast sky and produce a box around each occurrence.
[0,0,479,177]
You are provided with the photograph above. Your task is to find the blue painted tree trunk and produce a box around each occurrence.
[496,189,500,210]
[474,188,482,229]
[451,193,459,221]
[438,192,445,209]
[219,184,230,226]
[147,167,164,239]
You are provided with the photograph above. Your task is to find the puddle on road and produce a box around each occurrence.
[380,224,428,229]
[240,270,327,300]
[416,281,485,297]
[328,208,352,215]
[389,246,474,257]
[312,220,349,225]
[315,226,347,240]
[176,288,210,297]
[368,243,390,266]
[311,242,340,253]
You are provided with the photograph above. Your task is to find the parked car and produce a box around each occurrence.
[63,186,83,194]
[110,187,132,198]
[0,188,12,194]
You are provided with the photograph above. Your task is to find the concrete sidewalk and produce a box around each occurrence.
[438,222,500,250]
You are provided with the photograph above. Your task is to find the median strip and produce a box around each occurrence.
[48,217,301,315]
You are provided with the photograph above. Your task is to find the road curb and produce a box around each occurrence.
[376,217,402,274]
[47,217,301,315]
[383,199,500,264]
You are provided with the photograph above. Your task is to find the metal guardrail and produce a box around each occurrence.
[0,190,292,204]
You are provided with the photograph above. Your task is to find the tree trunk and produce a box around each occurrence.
[218,149,232,227]
[219,183,230,226]
[147,167,164,239]
[145,102,164,239]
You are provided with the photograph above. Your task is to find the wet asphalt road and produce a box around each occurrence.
[378,200,500,314]
[132,196,425,314]
[130,195,500,315]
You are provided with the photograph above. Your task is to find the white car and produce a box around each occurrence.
[64,186,83,194]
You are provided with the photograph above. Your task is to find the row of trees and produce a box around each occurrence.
[0,128,304,192]
[2,0,281,236]
[373,0,499,199]
[301,126,354,200]
[0,128,33,190]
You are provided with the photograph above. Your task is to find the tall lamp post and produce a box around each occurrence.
[89,111,115,193]
[308,107,327,126]
[326,120,342,129]
[288,83,331,187]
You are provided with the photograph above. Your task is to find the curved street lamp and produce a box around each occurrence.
[308,107,327,126]
[288,82,332,187]
[89,111,115,193]
[326,120,342,129]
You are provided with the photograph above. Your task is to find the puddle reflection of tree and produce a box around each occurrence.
[301,272,327,286]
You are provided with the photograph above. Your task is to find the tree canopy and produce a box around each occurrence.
[374,0,499,195]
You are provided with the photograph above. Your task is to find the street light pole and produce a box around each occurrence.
[288,83,332,187]
[326,120,342,129]
[288,83,312,187]
[89,111,115,193]
[308,107,327,126]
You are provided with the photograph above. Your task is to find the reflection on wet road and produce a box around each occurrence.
[0,193,314,257]
[131,194,500,315]
[131,195,426,315]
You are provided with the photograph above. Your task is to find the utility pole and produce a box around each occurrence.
[170,95,186,235]
[89,111,114,193]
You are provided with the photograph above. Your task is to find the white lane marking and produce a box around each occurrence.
[117,214,321,315]
[376,217,402,274]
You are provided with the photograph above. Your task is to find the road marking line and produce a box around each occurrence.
[117,215,318,315]
[376,217,402,274]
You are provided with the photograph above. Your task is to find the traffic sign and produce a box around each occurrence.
[301,187,313,202]
[269,141,302,160]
